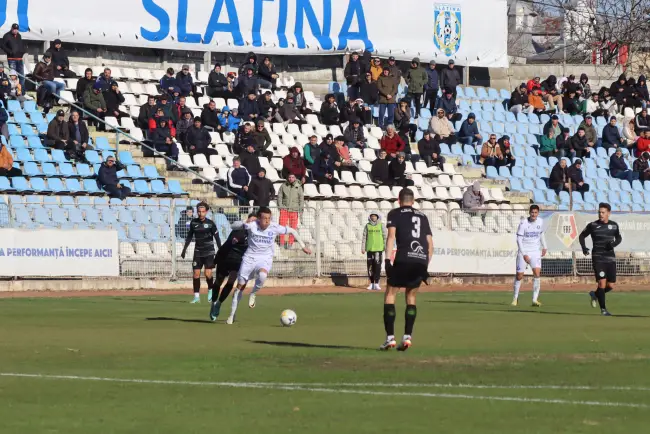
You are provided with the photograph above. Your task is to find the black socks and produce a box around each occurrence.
[383,304,396,336]
[595,287,606,310]
[405,305,417,336]
[219,281,235,303]
[192,277,201,294]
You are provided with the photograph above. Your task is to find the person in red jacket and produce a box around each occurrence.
[636,130,650,157]
[526,76,541,93]
[380,125,405,160]
[149,108,177,137]
[282,146,306,184]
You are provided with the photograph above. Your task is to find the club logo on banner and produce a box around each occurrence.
[555,214,578,248]
[434,3,462,56]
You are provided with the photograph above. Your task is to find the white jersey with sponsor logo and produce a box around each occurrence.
[241,221,289,260]
[516,217,546,255]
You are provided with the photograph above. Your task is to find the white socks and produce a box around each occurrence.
[230,289,243,318]
[532,277,541,302]
[251,271,268,295]
[513,279,522,300]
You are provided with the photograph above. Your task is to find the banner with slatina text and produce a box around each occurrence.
[429,230,528,275]
[0,0,508,67]
[0,229,119,277]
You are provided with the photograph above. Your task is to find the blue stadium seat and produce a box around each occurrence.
[127,165,144,179]
[128,225,145,241]
[583,191,597,204]
[133,180,151,195]
[51,149,68,164]
[160,224,171,239]
[482,102,495,112]
[522,178,535,191]
[101,209,118,224]
[76,163,93,178]
[32,149,49,163]
[7,100,22,112]
[94,197,109,207]
[419,108,431,119]
[30,177,51,193]
[596,148,608,159]
[10,135,26,148]
[458,100,471,111]
[42,196,59,209]
[464,87,477,99]
[450,144,463,156]
[11,177,32,193]
[486,166,499,179]
[60,196,75,208]
[118,209,134,224]
[59,163,75,177]
[33,207,53,226]
[492,111,505,123]
[535,178,547,190]
[608,178,622,191]
[631,191,644,204]
[504,123,517,135]
[417,117,429,131]
[532,189,547,204]
[492,122,505,134]
[85,150,101,164]
[20,123,37,136]
[116,225,129,241]
[608,191,621,204]
[620,191,632,204]
[150,180,170,195]
[631,203,643,212]
[145,225,161,241]
[94,137,113,151]
[557,191,570,204]
[51,208,68,225]
[151,212,166,225]
[7,124,20,136]
[65,178,83,193]
[47,178,68,193]
[23,100,36,112]
[476,87,489,100]
[463,145,477,155]
[23,161,41,177]
[85,209,102,224]
[68,208,86,224]
[497,166,511,178]
[168,180,187,195]
[118,151,136,166]
[571,191,584,204]
[83,179,102,194]
[134,210,150,225]
[27,136,44,149]
[508,178,523,192]
[510,166,524,178]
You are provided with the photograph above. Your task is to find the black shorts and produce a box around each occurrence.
[387,261,429,289]
[216,258,241,276]
[192,255,215,270]
[593,261,616,283]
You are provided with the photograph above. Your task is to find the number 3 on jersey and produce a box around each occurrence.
[412,216,421,238]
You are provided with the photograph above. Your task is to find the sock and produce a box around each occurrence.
[532,278,541,302]
[513,278,522,300]
[230,289,243,318]
[251,271,268,295]
[383,304,396,337]
[605,285,613,293]
[192,277,201,296]
[595,287,606,310]
[405,304,417,336]
[206,276,214,300]
[219,281,235,303]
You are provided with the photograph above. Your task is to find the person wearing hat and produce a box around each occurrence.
[311,146,338,187]
[362,211,387,291]
[48,39,75,78]
[155,93,178,123]
[137,95,158,132]
[567,159,589,194]
[233,122,255,154]
[239,90,261,122]
[7,69,25,107]
[217,105,239,132]
[176,107,195,147]
[380,125,405,160]
[200,99,221,131]
[66,111,93,162]
[83,82,107,129]
[386,56,401,81]
[429,107,457,145]
[570,127,591,158]
[247,167,274,207]
[339,98,361,124]
[103,81,128,123]
[282,146,307,183]
[289,82,311,115]
[207,63,233,98]
[435,88,462,122]
[343,117,367,149]
[240,142,262,175]
[458,113,482,147]
[423,60,439,111]
[33,52,65,97]
[405,58,427,118]
[602,116,625,150]
[509,84,531,114]
[251,120,273,158]
[175,206,194,240]
[238,51,259,76]
[237,65,259,99]
[344,51,362,100]
[633,150,650,181]
[417,130,445,170]
[439,59,461,99]
[45,109,70,150]
[150,118,179,163]
[610,147,639,184]
[462,181,485,210]
[377,67,398,129]
[98,155,131,200]
[2,24,26,88]
[175,64,194,97]
[497,135,516,168]
[185,116,215,159]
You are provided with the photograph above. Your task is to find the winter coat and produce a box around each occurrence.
[258,62,277,83]
[160,74,179,93]
[2,31,26,59]
[637,75,649,101]
[425,67,439,91]
[311,154,335,179]
[458,119,479,138]
[320,98,339,125]
[380,134,405,155]
[0,143,13,170]
[76,77,94,99]
[49,44,70,69]
[227,166,251,189]
[33,61,54,82]
[435,96,458,114]
[303,142,321,166]
[510,90,528,107]
[201,106,221,130]
[528,93,545,110]
[239,53,259,76]
[636,137,650,157]
[176,71,193,95]
[340,104,363,124]
[151,121,173,146]
[176,117,194,141]
[578,121,597,144]
[429,116,453,138]
[405,59,428,94]
[635,113,650,135]
[156,101,178,123]
[570,134,588,152]
[217,109,241,132]
[602,124,622,146]
[239,149,261,175]
[185,125,212,151]
[370,64,383,82]
[97,160,126,188]
[440,66,461,91]
[418,137,441,157]
[103,89,125,113]
[541,75,558,93]
[233,128,255,154]
[549,162,567,186]
[542,120,565,137]
[609,154,629,177]
[360,80,379,105]
[282,148,307,178]
[137,103,157,129]
[279,103,301,121]
[377,75,398,104]
[579,74,592,98]
[389,159,407,180]
[47,119,69,142]
[247,176,274,206]
[237,73,258,96]
[239,98,261,121]
[540,135,557,153]
[67,120,89,146]
[95,73,113,92]
[479,141,502,163]
[344,58,362,86]
[208,70,228,90]
[370,158,391,184]
[610,75,628,104]
[257,96,277,117]
[278,180,304,212]
[251,127,272,151]
[633,158,650,173]
[567,164,584,184]
[343,124,366,144]
[83,88,107,111]
[148,115,176,137]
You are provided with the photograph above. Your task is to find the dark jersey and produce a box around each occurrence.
[183,218,221,258]
[215,228,248,264]
[579,219,622,263]
[387,206,432,265]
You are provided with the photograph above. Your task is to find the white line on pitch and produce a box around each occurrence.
[0,373,647,409]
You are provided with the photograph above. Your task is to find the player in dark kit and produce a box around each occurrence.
[380,188,433,351]
[579,202,622,316]
[209,213,256,321]
[181,202,222,304]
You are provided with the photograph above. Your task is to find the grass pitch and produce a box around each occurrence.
[1,290,649,434]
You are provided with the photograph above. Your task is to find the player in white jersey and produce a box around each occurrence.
[226,206,312,324]
[512,204,547,307]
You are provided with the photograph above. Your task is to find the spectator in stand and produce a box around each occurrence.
[303,135,320,169]
[579,115,599,149]
[98,155,130,199]
[637,75,649,107]
[463,182,485,210]
[175,207,193,239]
[217,106,241,132]
[389,152,414,187]
[540,75,563,112]
[624,117,638,149]
[371,149,391,185]
[585,93,609,118]
[0,139,21,177]
[377,67,398,129]
[48,39,75,78]
[633,151,650,181]
[602,116,625,149]
[340,98,361,124]
[319,133,336,159]
[0,103,7,140]
[33,52,64,96]
[278,95,305,125]
[176,108,194,148]
[540,128,558,158]
[526,76,541,93]
[103,81,127,124]
[233,122,255,154]
[186,117,215,159]
[636,130,650,157]
[509,84,531,114]
[175,96,190,120]
[610,147,638,184]
[66,111,92,162]
[610,74,628,109]
[333,135,358,176]
[423,60,439,111]
[480,134,502,167]
[343,118,366,149]
[370,57,383,81]
[440,59,461,98]
[156,94,178,123]
[176,65,194,97]
[571,127,591,158]
[83,83,107,129]
[360,73,379,107]
[137,95,157,131]
[563,90,580,115]
[579,73,591,99]
[277,173,304,247]
[239,143,261,176]
[160,67,179,97]
[543,114,564,137]
[429,108,457,145]
[320,94,339,125]
[7,70,25,107]
[598,87,618,116]
[549,159,569,194]
[355,98,373,125]
[394,100,417,144]
[227,157,251,206]
[201,100,222,132]
[622,78,643,112]
[237,66,259,98]
[405,57,427,118]
[458,113,482,147]
[344,51,362,100]
[95,68,113,92]
[247,168,274,207]
[251,120,274,158]
[257,56,278,90]
[148,107,167,134]
[207,63,234,99]
[76,68,94,103]
[2,24,25,88]
[560,74,579,94]
[380,124,405,160]
[290,82,311,116]
[497,135,516,168]
[239,90,261,122]
[45,109,69,150]
[311,151,338,186]
[635,108,650,135]
[567,159,589,193]
[258,91,279,123]
[239,52,259,76]
[418,131,445,170]
[435,88,462,122]
[282,146,307,183]
[556,127,574,159]
[150,118,179,162]
[386,56,402,82]
[528,87,553,116]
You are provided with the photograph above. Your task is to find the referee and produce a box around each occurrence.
[181,202,222,304]
[578,202,622,316]
[381,188,433,351]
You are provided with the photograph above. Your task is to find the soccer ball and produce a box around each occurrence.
[280,309,297,327]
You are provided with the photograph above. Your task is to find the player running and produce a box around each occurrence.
[226,206,312,325]
[511,204,547,307]
[362,211,387,291]
[209,213,256,321]
[579,202,622,316]
[380,188,433,351]
[180,202,222,303]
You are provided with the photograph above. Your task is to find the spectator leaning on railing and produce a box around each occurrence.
[98,155,130,200]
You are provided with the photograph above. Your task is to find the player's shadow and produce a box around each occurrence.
[146,316,214,324]
[427,300,504,306]
[486,309,650,318]
[113,298,188,304]
[248,339,370,351]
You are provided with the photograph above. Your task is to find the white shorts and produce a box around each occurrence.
[516,253,541,273]
[237,254,273,284]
